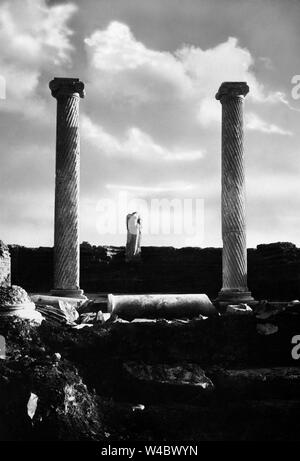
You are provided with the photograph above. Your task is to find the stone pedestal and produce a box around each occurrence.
[49,78,86,299]
[215,82,254,305]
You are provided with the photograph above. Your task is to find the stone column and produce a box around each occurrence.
[49,78,85,299]
[215,82,254,305]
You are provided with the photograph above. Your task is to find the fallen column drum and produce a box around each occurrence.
[108,293,218,321]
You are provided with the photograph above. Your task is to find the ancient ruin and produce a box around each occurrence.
[49,78,86,299]
[0,242,42,322]
[215,82,255,305]
[1,78,299,442]
[46,79,256,308]
[108,293,217,320]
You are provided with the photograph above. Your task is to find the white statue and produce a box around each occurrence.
[126,212,142,262]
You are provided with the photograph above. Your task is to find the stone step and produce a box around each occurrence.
[94,314,300,368]
[120,362,300,404]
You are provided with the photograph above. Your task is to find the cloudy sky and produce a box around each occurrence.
[0,0,299,248]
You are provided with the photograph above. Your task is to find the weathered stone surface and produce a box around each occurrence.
[33,295,81,325]
[79,312,97,324]
[108,293,218,320]
[0,241,10,287]
[0,286,43,323]
[225,303,253,316]
[124,362,214,388]
[35,313,300,389]
[216,82,254,305]
[123,361,214,402]
[35,304,76,326]
[0,285,30,305]
[0,318,105,441]
[31,294,85,307]
[0,314,300,440]
[49,77,85,299]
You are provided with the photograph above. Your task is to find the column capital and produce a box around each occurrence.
[215,81,249,101]
[49,77,85,99]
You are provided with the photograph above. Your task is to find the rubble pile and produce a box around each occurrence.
[0,318,105,441]
[0,298,299,441]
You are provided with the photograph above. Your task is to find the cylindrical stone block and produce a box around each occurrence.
[49,78,85,299]
[108,293,218,321]
[216,82,254,305]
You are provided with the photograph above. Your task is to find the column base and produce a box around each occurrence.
[50,288,87,300]
[215,289,257,307]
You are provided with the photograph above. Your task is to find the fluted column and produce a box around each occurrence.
[49,77,85,299]
[216,82,254,305]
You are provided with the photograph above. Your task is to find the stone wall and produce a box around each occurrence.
[0,241,11,287]
[8,241,300,300]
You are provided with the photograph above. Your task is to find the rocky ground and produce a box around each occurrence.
[1,299,300,441]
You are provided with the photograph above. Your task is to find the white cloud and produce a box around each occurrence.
[246,112,293,135]
[271,90,300,112]
[0,0,76,64]
[85,23,288,129]
[178,37,265,101]
[82,114,204,162]
[84,21,192,103]
[0,0,77,115]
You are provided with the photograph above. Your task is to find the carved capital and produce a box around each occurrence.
[49,77,85,99]
[216,81,249,101]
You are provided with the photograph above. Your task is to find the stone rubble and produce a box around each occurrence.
[256,323,279,335]
[33,295,80,326]
[225,303,253,316]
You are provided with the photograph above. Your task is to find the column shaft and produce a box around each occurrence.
[49,78,85,299]
[221,95,247,290]
[216,82,254,305]
[54,95,80,291]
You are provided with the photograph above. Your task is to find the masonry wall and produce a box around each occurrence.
[8,242,300,301]
[0,241,11,287]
